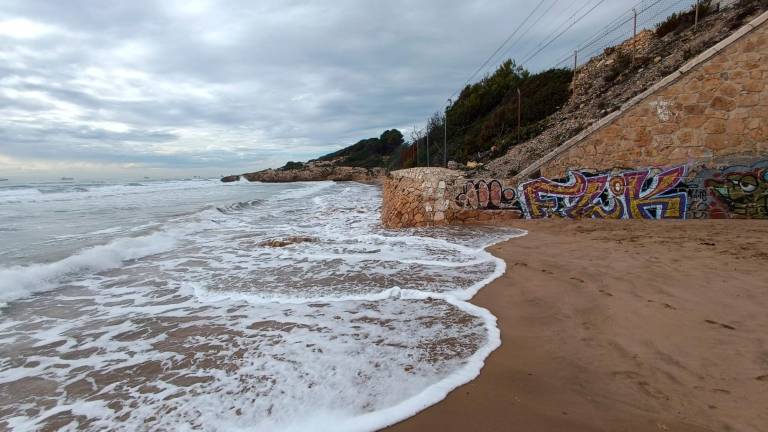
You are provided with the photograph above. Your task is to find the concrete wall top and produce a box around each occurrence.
[389,167,464,180]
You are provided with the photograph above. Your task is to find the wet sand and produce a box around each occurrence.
[388,220,768,432]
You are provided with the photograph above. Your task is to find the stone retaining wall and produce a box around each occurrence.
[516,10,768,180]
[382,168,524,228]
[382,159,767,227]
[381,168,459,228]
[381,14,768,228]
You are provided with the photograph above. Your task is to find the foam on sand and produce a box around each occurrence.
[0,180,526,431]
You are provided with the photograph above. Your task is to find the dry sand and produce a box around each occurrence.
[388,220,768,432]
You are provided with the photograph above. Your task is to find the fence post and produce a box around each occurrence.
[416,136,419,167]
[632,8,637,65]
[695,0,700,29]
[516,88,522,143]
[573,50,578,73]
[445,98,452,168]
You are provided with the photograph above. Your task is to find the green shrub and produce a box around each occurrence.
[604,50,632,82]
[316,129,405,169]
[655,1,715,38]
[280,161,304,171]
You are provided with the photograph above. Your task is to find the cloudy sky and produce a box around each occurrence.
[0,0,690,178]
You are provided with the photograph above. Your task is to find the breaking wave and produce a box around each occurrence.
[0,180,526,431]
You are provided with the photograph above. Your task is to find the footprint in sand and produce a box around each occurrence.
[705,319,736,330]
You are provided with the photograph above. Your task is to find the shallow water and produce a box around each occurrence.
[0,178,524,431]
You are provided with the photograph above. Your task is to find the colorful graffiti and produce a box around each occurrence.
[690,161,768,219]
[455,179,520,210]
[518,166,688,219]
[454,160,767,220]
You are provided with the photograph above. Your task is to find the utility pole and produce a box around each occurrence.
[426,127,430,167]
[412,125,419,167]
[571,50,578,93]
[573,50,578,73]
[444,99,451,167]
[632,8,637,65]
[516,88,522,142]
[695,1,700,29]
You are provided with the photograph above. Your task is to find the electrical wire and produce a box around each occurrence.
[448,0,549,100]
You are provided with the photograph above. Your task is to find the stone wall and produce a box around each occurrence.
[382,13,768,228]
[381,168,459,228]
[381,168,523,228]
[515,11,768,180]
[382,160,768,227]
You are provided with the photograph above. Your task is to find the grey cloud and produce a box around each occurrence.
[0,0,688,174]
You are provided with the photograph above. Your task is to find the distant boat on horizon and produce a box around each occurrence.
[0,178,8,182]
[61,177,74,181]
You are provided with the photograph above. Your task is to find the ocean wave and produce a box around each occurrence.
[216,199,264,214]
[0,180,529,432]
[0,179,221,204]
[0,219,215,306]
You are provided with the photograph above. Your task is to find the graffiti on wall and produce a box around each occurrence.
[454,160,767,220]
[455,179,520,210]
[518,166,688,219]
[688,161,768,219]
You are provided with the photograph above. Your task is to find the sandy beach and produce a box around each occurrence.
[389,220,768,432]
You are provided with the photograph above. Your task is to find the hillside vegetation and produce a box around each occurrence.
[272,0,766,176]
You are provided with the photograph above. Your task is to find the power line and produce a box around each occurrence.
[448,0,548,100]
[488,0,563,73]
[520,0,607,67]
[567,0,694,68]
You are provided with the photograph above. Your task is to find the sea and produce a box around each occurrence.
[0,177,525,432]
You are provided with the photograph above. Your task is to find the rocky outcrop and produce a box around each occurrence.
[220,175,241,183]
[242,163,386,183]
[243,166,386,183]
[258,236,318,248]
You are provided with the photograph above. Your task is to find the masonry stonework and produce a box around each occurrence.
[382,13,768,228]
[381,168,523,228]
[536,12,768,178]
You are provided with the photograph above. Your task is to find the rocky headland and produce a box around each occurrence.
[231,160,387,183]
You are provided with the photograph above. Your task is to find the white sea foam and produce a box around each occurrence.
[0,179,219,204]
[0,180,527,431]
[0,220,215,305]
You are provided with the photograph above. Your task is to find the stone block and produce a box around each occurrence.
[687,147,713,159]
[737,94,760,107]
[677,93,700,107]
[742,80,764,93]
[704,134,728,150]
[703,118,726,134]
[683,104,706,115]
[681,115,706,128]
[747,127,766,141]
[675,129,696,147]
[725,118,746,135]
[719,82,739,98]
[710,95,736,111]
[745,118,761,130]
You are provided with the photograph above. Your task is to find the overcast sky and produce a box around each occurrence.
[0,0,691,178]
